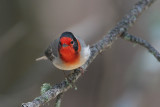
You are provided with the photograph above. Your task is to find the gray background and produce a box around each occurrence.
[0,0,160,107]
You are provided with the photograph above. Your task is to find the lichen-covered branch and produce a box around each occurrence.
[121,32,160,61]
[21,0,156,107]
[54,93,63,107]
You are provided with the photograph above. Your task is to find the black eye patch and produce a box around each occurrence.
[59,42,62,45]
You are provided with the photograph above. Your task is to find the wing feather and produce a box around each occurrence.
[45,38,59,61]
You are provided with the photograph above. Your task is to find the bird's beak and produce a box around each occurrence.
[62,44,68,47]
[35,56,48,61]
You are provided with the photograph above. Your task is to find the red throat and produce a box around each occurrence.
[59,37,81,65]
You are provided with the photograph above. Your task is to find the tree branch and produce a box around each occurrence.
[121,32,160,61]
[54,93,63,107]
[22,0,156,107]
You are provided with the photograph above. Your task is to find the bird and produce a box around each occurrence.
[36,31,91,71]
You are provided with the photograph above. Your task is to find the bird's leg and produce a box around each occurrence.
[62,70,77,90]
[62,70,72,84]
[62,70,68,79]
[79,67,85,75]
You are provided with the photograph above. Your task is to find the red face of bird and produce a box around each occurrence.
[58,32,81,63]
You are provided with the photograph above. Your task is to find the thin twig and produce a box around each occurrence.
[21,0,156,107]
[54,93,63,107]
[121,32,160,61]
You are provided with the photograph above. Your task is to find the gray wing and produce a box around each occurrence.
[45,38,59,61]
[75,36,87,48]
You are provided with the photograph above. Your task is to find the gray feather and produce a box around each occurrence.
[50,38,59,57]
[75,36,87,48]
[45,38,59,61]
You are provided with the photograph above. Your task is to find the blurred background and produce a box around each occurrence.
[0,0,160,107]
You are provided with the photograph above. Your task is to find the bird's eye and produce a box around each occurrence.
[70,41,74,44]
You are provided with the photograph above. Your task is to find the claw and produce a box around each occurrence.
[79,67,85,75]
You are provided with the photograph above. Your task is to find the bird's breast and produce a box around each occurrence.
[53,46,90,70]
[59,47,80,65]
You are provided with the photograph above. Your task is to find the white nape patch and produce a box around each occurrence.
[52,45,91,70]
